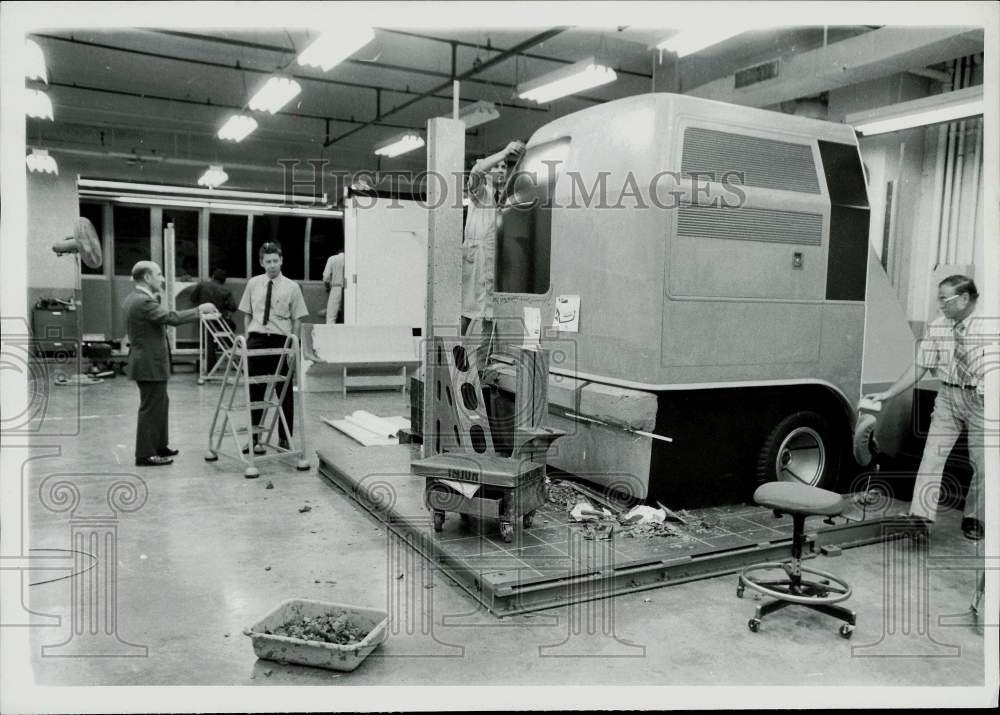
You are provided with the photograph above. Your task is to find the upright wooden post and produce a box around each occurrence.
[422,117,465,458]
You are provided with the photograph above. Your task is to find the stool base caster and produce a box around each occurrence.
[839,623,854,639]
[499,521,514,543]
[748,618,761,633]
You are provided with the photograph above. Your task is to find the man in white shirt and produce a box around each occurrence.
[237,242,309,469]
[865,275,991,540]
[322,251,345,324]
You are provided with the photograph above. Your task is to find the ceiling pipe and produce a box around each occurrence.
[325,27,569,148]
[379,28,653,80]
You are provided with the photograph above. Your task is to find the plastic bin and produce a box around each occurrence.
[244,598,388,672]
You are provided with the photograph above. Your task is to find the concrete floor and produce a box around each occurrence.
[15,369,988,689]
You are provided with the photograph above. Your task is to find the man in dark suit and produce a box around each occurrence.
[124,261,215,466]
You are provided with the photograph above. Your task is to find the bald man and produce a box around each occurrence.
[123,261,215,466]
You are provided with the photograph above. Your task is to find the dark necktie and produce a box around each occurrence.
[262,279,273,328]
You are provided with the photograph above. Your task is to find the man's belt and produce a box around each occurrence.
[943,382,977,390]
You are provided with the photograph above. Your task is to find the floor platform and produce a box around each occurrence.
[316,445,903,617]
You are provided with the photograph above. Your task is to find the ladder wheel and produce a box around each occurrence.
[197,378,205,385]
[204,451,218,462]
[244,467,260,479]
[296,459,310,471]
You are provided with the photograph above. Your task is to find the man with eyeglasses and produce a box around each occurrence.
[237,242,309,471]
[864,275,990,540]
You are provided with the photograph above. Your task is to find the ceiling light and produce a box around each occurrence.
[25,39,47,83]
[26,88,54,120]
[655,28,747,57]
[373,132,425,158]
[248,76,301,114]
[846,85,984,136]
[218,114,258,142]
[517,57,617,104]
[26,148,58,174]
[298,26,376,72]
[197,165,229,189]
[440,100,500,129]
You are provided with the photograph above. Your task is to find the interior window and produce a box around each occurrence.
[308,217,344,280]
[251,214,306,279]
[112,205,151,276]
[208,213,249,279]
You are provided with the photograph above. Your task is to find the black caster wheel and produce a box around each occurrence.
[748,618,761,633]
[522,511,535,528]
[433,511,445,532]
[839,624,854,639]
[736,584,745,599]
[204,451,218,462]
[499,521,514,543]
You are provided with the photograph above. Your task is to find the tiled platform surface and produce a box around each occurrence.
[317,438,902,617]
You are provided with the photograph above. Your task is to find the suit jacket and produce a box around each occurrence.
[190,280,237,319]
[123,289,200,382]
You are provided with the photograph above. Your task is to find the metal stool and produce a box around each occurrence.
[738,482,857,638]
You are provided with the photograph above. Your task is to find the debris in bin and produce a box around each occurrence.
[571,501,612,522]
[268,612,367,646]
[298,505,312,513]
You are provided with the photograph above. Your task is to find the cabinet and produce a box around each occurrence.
[32,307,79,356]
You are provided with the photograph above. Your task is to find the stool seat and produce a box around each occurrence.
[753,482,844,517]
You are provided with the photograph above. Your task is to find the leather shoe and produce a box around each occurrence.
[157,447,179,457]
[136,456,173,467]
[961,518,984,541]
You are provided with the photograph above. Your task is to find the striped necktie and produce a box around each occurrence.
[953,319,973,386]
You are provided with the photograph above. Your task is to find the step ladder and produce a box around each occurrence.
[204,334,310,478]
[197,314,236,385]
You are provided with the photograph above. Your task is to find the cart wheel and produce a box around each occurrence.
[499,521,514,543]
[244,467,260,479]
[296,459,310,471]
[748,618,761,633]
[204,451,218,462]
[839,624,854,639]
[433,511,445,532]
[522,511,535,528]
[197,378,205,385]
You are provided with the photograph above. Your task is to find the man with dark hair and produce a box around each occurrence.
[865,274,990,540]
[190,268,238,369]
[237,242,309,470]
[124,261,215,466]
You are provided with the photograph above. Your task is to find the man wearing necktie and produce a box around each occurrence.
[864,275,989,541]
[237,242,309,469]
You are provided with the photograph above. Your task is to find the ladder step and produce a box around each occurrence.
[243,348,294,357]
[232,426,269,435]
[225,400,281,410]
[223,375,287,385]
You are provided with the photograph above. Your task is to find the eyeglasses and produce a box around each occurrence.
[937,295,962,305]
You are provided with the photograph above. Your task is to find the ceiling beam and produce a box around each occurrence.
[46,80,419,133]
[36,33,549,116]
[379,28,653,80]
[685,26,984,107]
[324,27,569,148]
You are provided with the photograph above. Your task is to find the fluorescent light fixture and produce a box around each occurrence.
[26,148,58,174]
[26,88,54,120]
[112,195,343,217]
[78,178,327,204]
[846,85,984,136]
[218,114,258,142]
[26,39,47,83]
[374,131,425,158]
[298,26,376,71]
[440,100,500,128]
[197,165,229,189]
[248,76,301,114]
[655,28,747,57]
[517,57,617,104]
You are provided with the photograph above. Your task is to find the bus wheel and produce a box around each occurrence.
[756,411,834,489]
